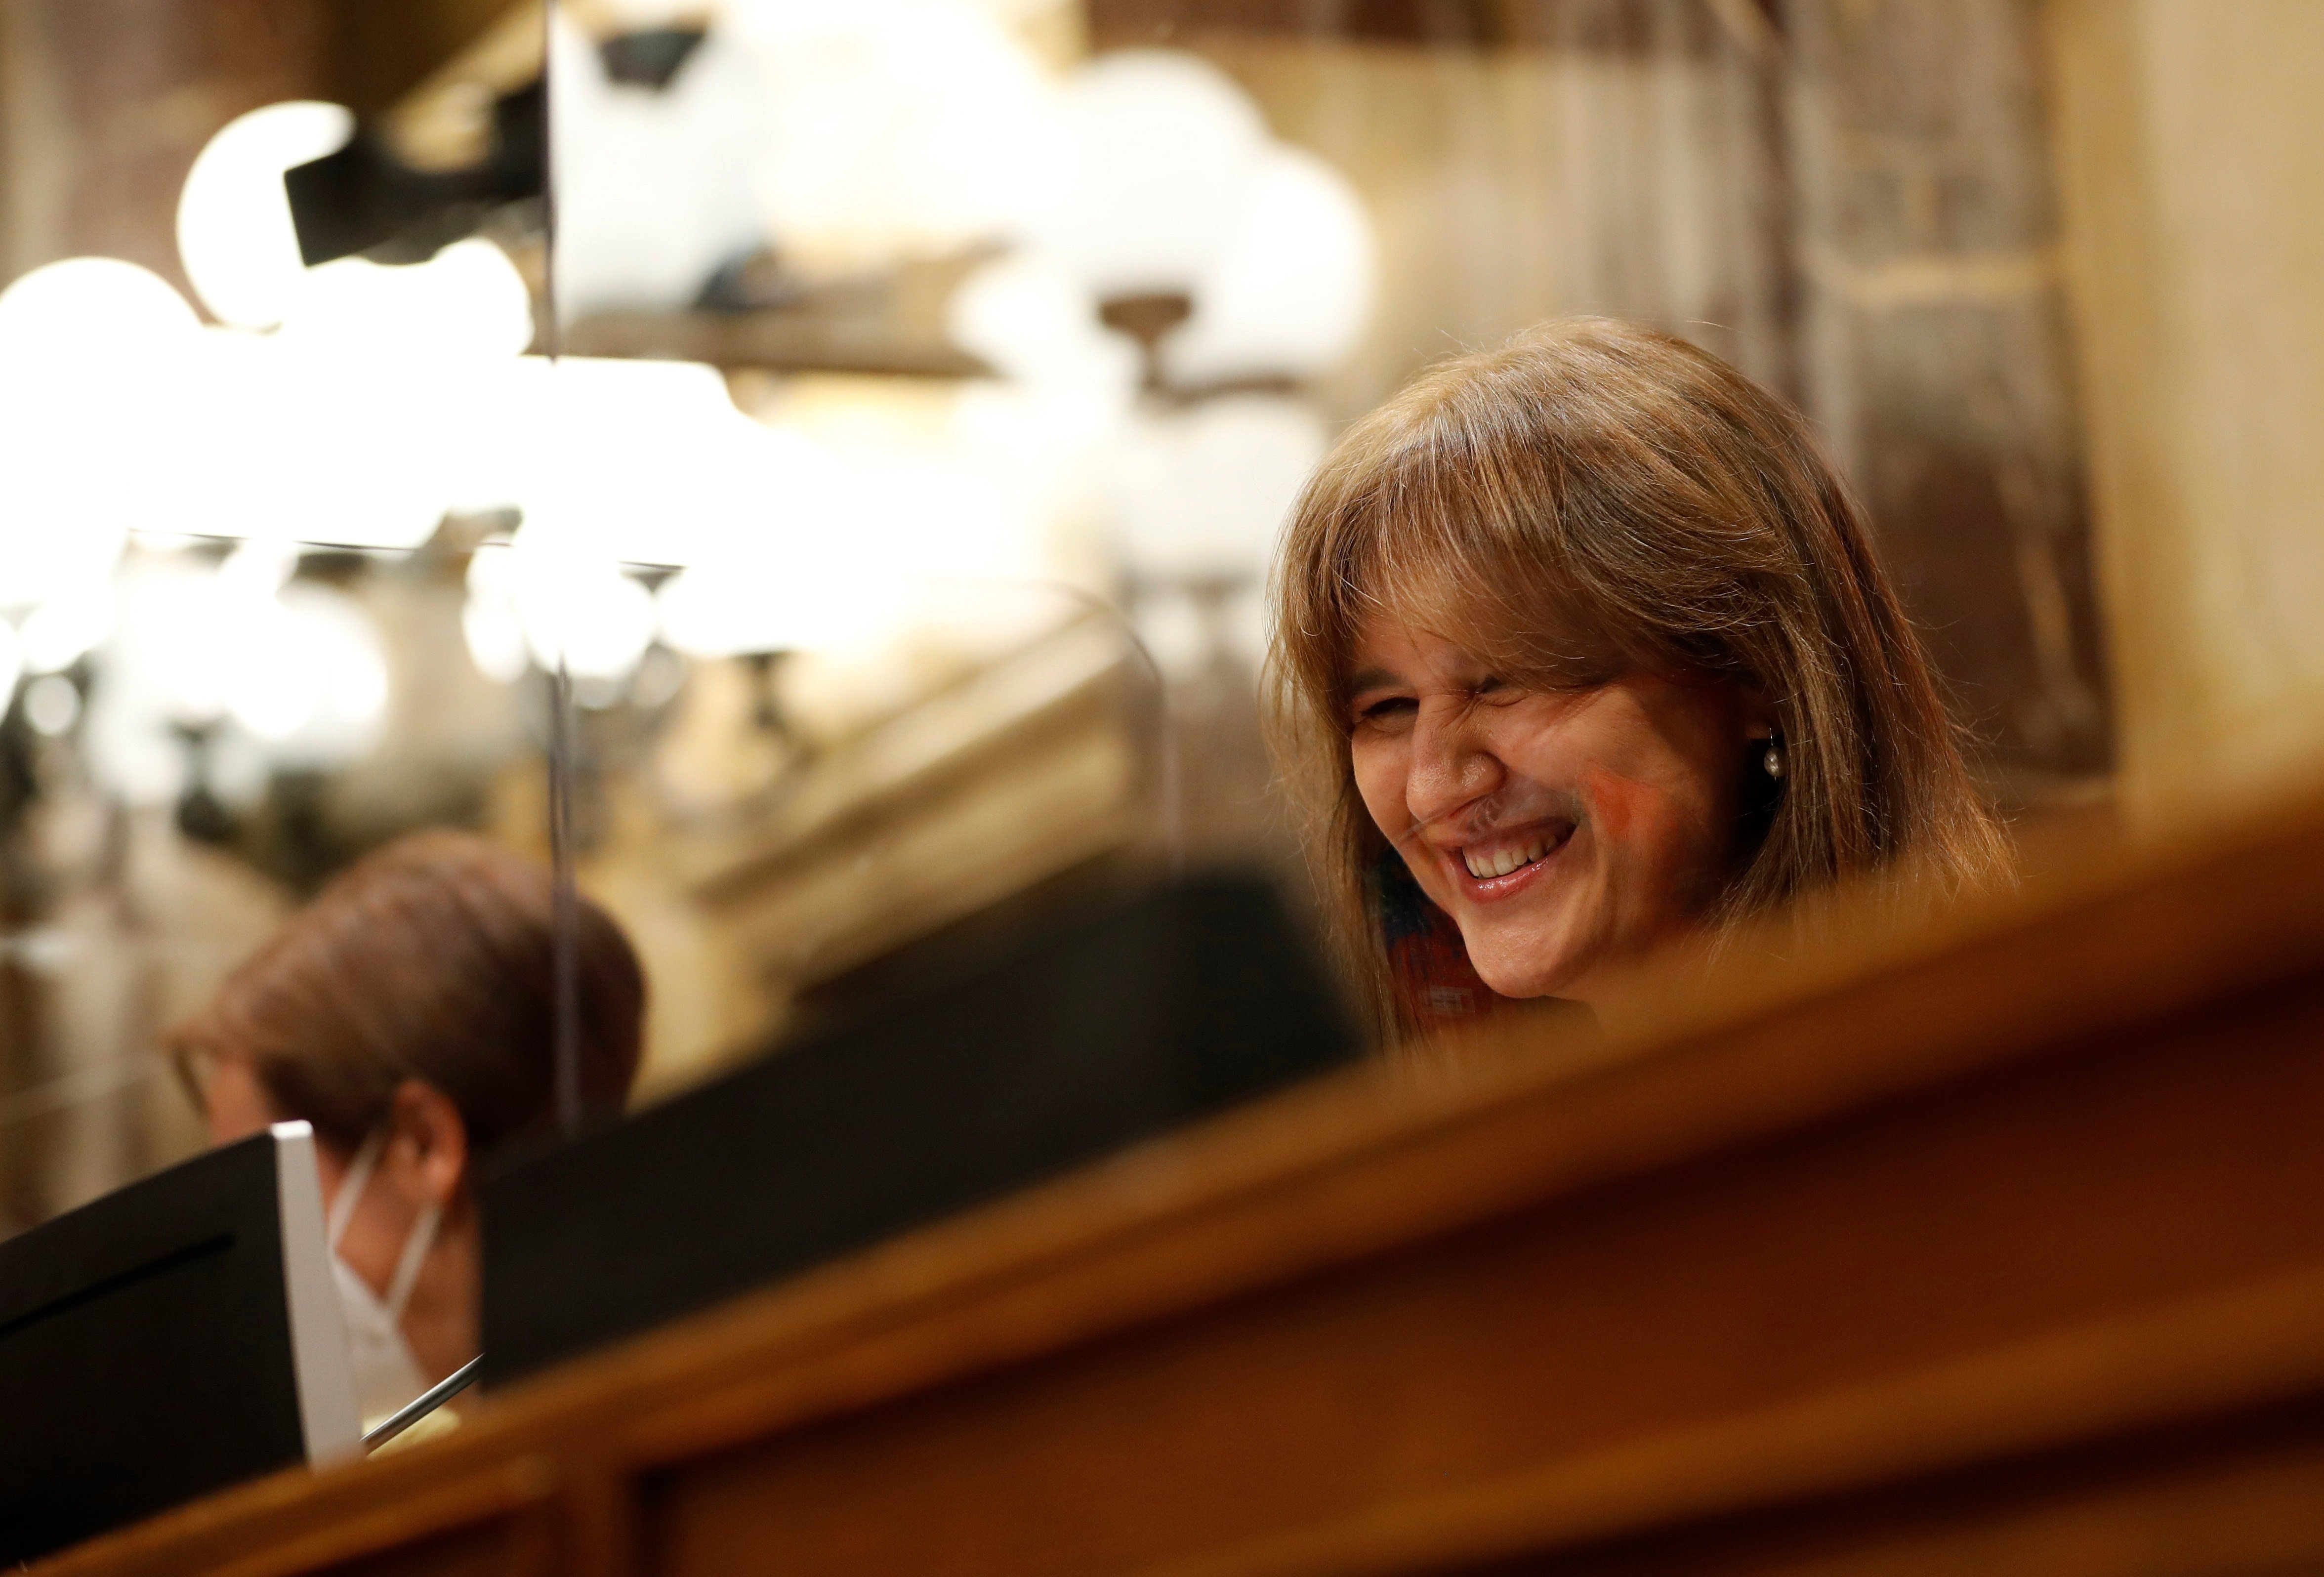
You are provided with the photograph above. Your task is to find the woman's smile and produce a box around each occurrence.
[1438,820,1577,901]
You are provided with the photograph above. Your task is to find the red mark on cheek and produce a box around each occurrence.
[1584,764,1723,924]
[1583,765,1647,844]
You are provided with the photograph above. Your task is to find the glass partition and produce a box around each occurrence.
[0,89,559,1223]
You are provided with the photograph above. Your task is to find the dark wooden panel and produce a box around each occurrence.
[636,975,2324,1577]
[1452,1406,2324,1575]
[318,1515,548,1577]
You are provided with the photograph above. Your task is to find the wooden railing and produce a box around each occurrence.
[42,790,2324,1577]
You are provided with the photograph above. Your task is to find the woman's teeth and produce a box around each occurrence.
[1463,839,1551,880]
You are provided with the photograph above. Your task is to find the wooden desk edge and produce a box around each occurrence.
[40,789,2324,1576]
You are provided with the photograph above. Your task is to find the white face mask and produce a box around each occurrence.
[326,1127,442,1426]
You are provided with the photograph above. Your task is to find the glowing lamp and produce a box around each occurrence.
[1159,145,1378,388]
[1035,50,1268,300]
[1107,393,1328,583]
[275,239,536,360]
[177,101,356,330]
[0,257,201,366]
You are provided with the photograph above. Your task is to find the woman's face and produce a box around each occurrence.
[1346,614,1770,1002]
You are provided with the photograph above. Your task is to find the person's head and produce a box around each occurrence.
[171,830,645,1398]
[1269,318,2007,1033]
[174,829,645,1173]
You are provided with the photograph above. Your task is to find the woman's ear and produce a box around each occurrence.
[384,1079,468,1210]
[1736,681,1780,744]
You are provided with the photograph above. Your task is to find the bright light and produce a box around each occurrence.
[83,558,227,805]
[176,101,355,330]
[79,554,389,804]
[169,329,466,551]
[461,594,530,684]
[549,12,770,316]
[498,531,659,683]
[23,674,79,737]
[1107,393,1328,582]
[732,0,1068,277]
[655,530,897,659]
[1035,50,1268,300]
[19,578,117,673]
[222,581,390,757]
[181,242,542,550]
[946,249,1139,402]
[276,239,537,360]
[463,543,532,682]
[0,260,199,611]
[0,257,201,366]
[646,397,948,658]
[492,356,786,568]
[1160,145,1378,387]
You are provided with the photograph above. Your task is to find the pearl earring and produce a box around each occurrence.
[1761,738,1785,780]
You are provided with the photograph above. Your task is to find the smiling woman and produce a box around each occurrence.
[1268,319,2009,1037]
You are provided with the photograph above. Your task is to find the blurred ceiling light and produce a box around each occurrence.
[1035,50,1267,301]
[502,534,659,682]
[463,540,532,682]
[222,581,391,761]
[177,101,357,330]
[19,578,117,674]
[732,0,1066,277]
[648,420,908,658]
[83,554,390,799]
[0,484,128,620]
[550,10,769,317]
[83,559,214,804]
[654,539,895,658]
[1159,145,1379,389]
[461,593,531,684]
[945,249,1138,401]
[0,261,196,612]
[1108,393,1328,583]
[490,355,779,568]
[0,257,201,365]
[173,330,459,551]
[22,673,80,738]
[276,239,536,359]
[216,539,298,598]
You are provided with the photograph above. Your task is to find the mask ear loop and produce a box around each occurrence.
[327,1127,388,1250]
[328,1122,444,1321]
[381,1199,442,1324]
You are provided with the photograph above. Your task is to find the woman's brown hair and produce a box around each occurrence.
[170,830,646,1161]
[1268,318,2009,1036]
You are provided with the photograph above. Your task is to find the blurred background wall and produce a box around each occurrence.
[2044,0,2324,826]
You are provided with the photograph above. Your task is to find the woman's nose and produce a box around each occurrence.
[1406,699,1503,826]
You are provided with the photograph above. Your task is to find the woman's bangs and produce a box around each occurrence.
[1332,455,1627,694]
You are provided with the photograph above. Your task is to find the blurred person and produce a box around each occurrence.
[1270,318,2008,1038]
[170,831,645,1428]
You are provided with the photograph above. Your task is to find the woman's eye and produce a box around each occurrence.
[1354,696,1416,726]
